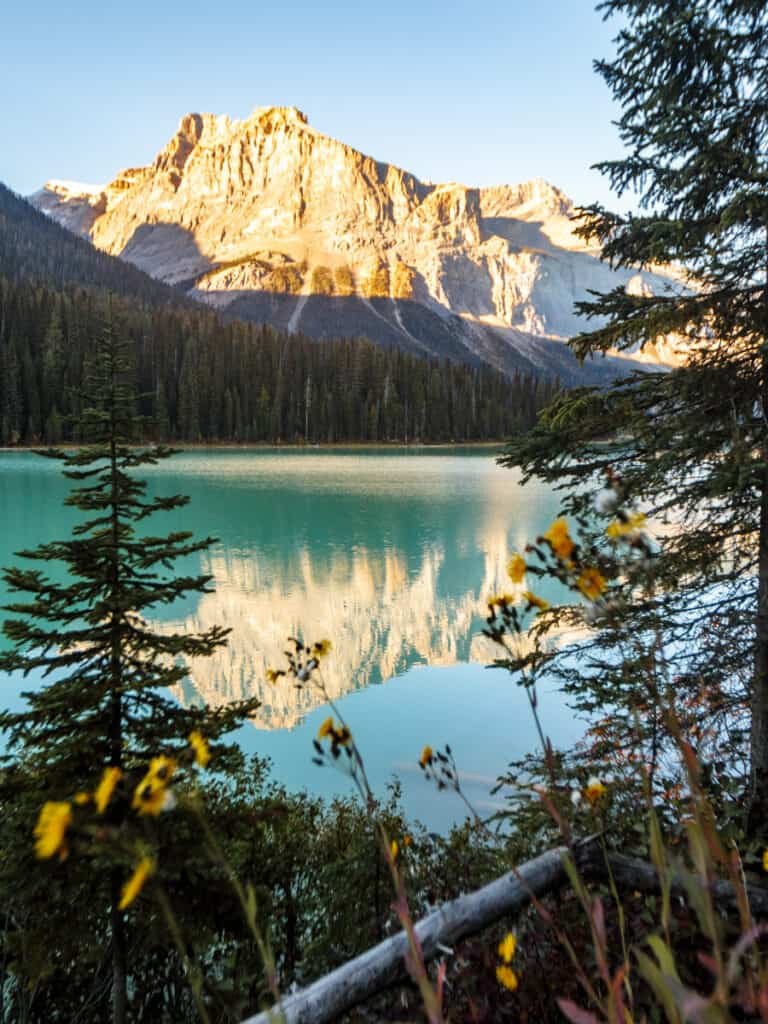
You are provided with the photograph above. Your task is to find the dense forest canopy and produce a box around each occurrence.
[0,182,560,446]
[0,183,192,307]
[0,279,559,446]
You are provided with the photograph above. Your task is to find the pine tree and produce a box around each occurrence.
[501,2,768,824]
[0,309,259,1022]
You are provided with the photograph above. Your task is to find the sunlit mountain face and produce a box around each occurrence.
[31,107,686,383]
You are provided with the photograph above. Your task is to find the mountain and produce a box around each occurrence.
[0,173,559,448]
[0,182,190,308]
[31,107,684,383]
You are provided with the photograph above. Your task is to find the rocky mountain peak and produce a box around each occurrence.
[31,107,684,382]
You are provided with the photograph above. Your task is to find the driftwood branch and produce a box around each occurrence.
[244,839,768,1024]
[243,842,575,1024]
[578,847,768,917]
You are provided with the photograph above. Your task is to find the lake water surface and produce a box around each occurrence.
[0,448,585,830]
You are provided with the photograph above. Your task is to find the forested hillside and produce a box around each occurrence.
[0,278,558,445]
[0,183,191,307]
[0,181,558,445]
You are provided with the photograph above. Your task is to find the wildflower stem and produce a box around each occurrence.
[598,833,632,1008]
[187,797,284,1014]
[154,885,211,1024]
[311,671,444,1020]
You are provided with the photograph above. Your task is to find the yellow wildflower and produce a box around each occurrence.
[496,964,519,991]
[266,668,283,684]
[404,835,413,847]
[132,757,177,817]
[118,856,155,910]
[507,553,527,584]
[94,766,122,815]
[335,726,352,746]
[577,568,607,601]
[73,792,90,806]
[498,932,517,963]
[34,801,72,860]
[146,755,176,785]
[313,639,332,658]
[188,730,210,769]
[316,716,351,750]
[390,840,399,860]
[762,849,768,872]
[584,776,607,805]
[488,592,515,608]
[606,511,647,539]
[419,745,433,768]
[132,780,168,817]
[544,518,575,561]
[522,591,550,613]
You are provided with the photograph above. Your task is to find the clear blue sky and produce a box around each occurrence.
[2,0,628,208]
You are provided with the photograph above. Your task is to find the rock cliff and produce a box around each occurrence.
[32,107,684,381]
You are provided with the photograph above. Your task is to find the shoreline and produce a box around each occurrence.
[0,440,509,453]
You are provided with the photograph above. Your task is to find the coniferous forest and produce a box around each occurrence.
[0,278,558,445]
[0,183,559,446]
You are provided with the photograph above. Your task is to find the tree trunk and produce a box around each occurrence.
[110,870,128,1024]
[108,397,128,1023]
[243,843,572,1024]
[748,250,768,833]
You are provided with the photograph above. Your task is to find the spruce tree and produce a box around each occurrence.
[0,309,259,1022]
[501,2,768,824]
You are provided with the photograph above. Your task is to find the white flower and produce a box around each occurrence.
[161,789,177,812]
[582,602,604,625]
[570,788,582,807]
[596,489,619,515]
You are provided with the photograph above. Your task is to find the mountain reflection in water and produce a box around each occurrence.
[0,448,586,829]
[151,450,563,729]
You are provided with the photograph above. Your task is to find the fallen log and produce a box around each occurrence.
[578,847,768,918]
[244,839,768,1024]
[243,842,576,1024]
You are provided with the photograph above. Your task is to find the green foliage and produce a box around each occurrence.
[0,278,557,445]
[0,317,258,780]
[0,183,190,308]
[501,0,768,827]
[0,754,508,1022]
[475,4,768,1017]
[0,311,260,1020]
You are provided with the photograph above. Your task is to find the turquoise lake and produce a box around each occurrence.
[0,447,585,830]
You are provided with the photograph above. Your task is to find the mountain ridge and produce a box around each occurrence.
[31,106,685,382]
[0,181,193,308]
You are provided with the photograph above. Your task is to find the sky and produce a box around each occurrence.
[2,0,629,209]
